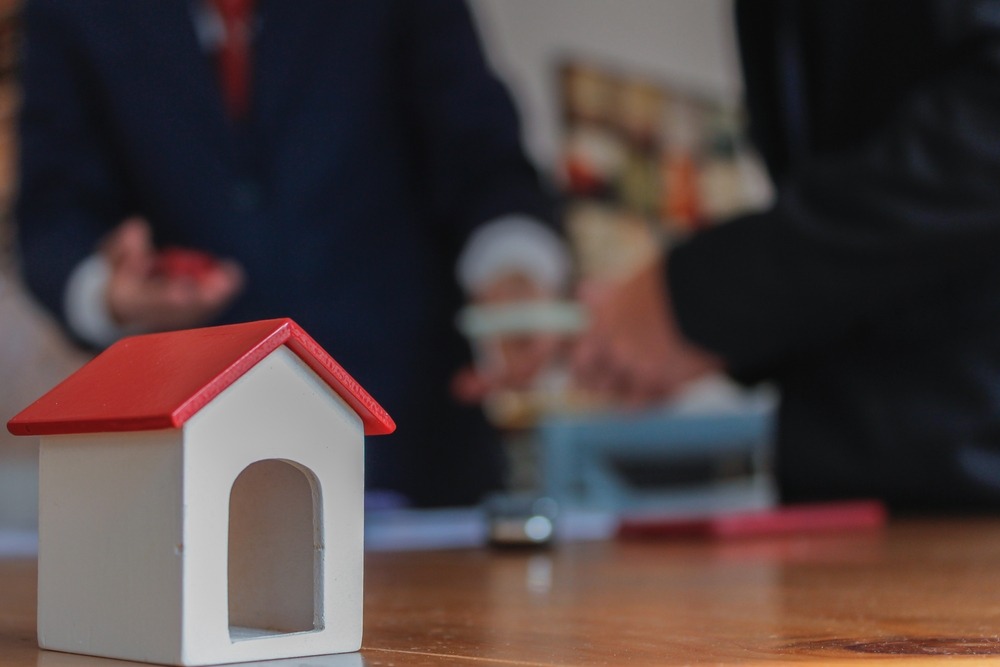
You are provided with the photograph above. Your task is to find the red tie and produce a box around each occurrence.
[213,0,254,120]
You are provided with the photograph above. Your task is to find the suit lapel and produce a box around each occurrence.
[123,1,238,158]
[250,0,339,136]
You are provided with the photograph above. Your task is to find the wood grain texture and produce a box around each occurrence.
[5,519,1000,665]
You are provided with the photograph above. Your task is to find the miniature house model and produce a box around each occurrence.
[7,318,395,666]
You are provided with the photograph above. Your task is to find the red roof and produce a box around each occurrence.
[7,318,396,437]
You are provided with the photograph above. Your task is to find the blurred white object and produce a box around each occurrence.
[457,301,585,338]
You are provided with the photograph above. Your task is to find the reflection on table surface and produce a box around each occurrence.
[5,518,1000,665]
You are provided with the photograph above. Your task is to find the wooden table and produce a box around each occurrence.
[4,518,1000,665]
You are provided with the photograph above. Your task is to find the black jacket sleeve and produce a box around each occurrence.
[669,0,1000,381]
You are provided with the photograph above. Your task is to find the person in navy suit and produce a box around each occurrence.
[15,0,568,507]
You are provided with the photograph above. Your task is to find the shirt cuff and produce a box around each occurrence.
[457,216,572,295]
[64,254,130,348]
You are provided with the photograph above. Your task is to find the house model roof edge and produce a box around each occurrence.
[6,318,396,437]
[170,318,396,436]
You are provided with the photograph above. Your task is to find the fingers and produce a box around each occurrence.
[144,260,245,330]
[105,217,156,277]
[120,271,243,332]
[469,333,564,396]
[571,332,673,406]
[569,258,723,407]
[568,327,609,391]
[571,327,723,406]
[103,219,245,332]
[196,258,245,305]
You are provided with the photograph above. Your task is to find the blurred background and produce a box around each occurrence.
[0,0,89,531]
[0,0,776,532]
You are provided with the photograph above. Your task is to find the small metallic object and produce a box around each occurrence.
[485,494,559,548]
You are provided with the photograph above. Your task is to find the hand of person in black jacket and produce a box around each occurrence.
[571,257,722,406]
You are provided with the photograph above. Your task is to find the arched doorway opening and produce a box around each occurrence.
[228,459,323,641]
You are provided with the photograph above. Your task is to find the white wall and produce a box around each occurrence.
[469,0,741,169]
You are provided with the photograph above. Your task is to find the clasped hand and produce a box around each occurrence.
[570,258,721,406]
[103,218,245,333]
[457,258,722,409]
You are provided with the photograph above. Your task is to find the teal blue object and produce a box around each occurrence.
[540,407,775,513]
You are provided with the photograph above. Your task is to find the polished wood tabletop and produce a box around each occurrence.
[5,518,1000,665]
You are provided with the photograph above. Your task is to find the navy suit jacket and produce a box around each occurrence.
[16,0,555,506]
[670,0,1000,509]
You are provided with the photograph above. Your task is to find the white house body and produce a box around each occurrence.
[8,319,395,666]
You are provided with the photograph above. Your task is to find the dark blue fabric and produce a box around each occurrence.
[15,0,556,506]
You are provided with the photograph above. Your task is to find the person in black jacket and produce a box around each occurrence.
[573,0,1000,510]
